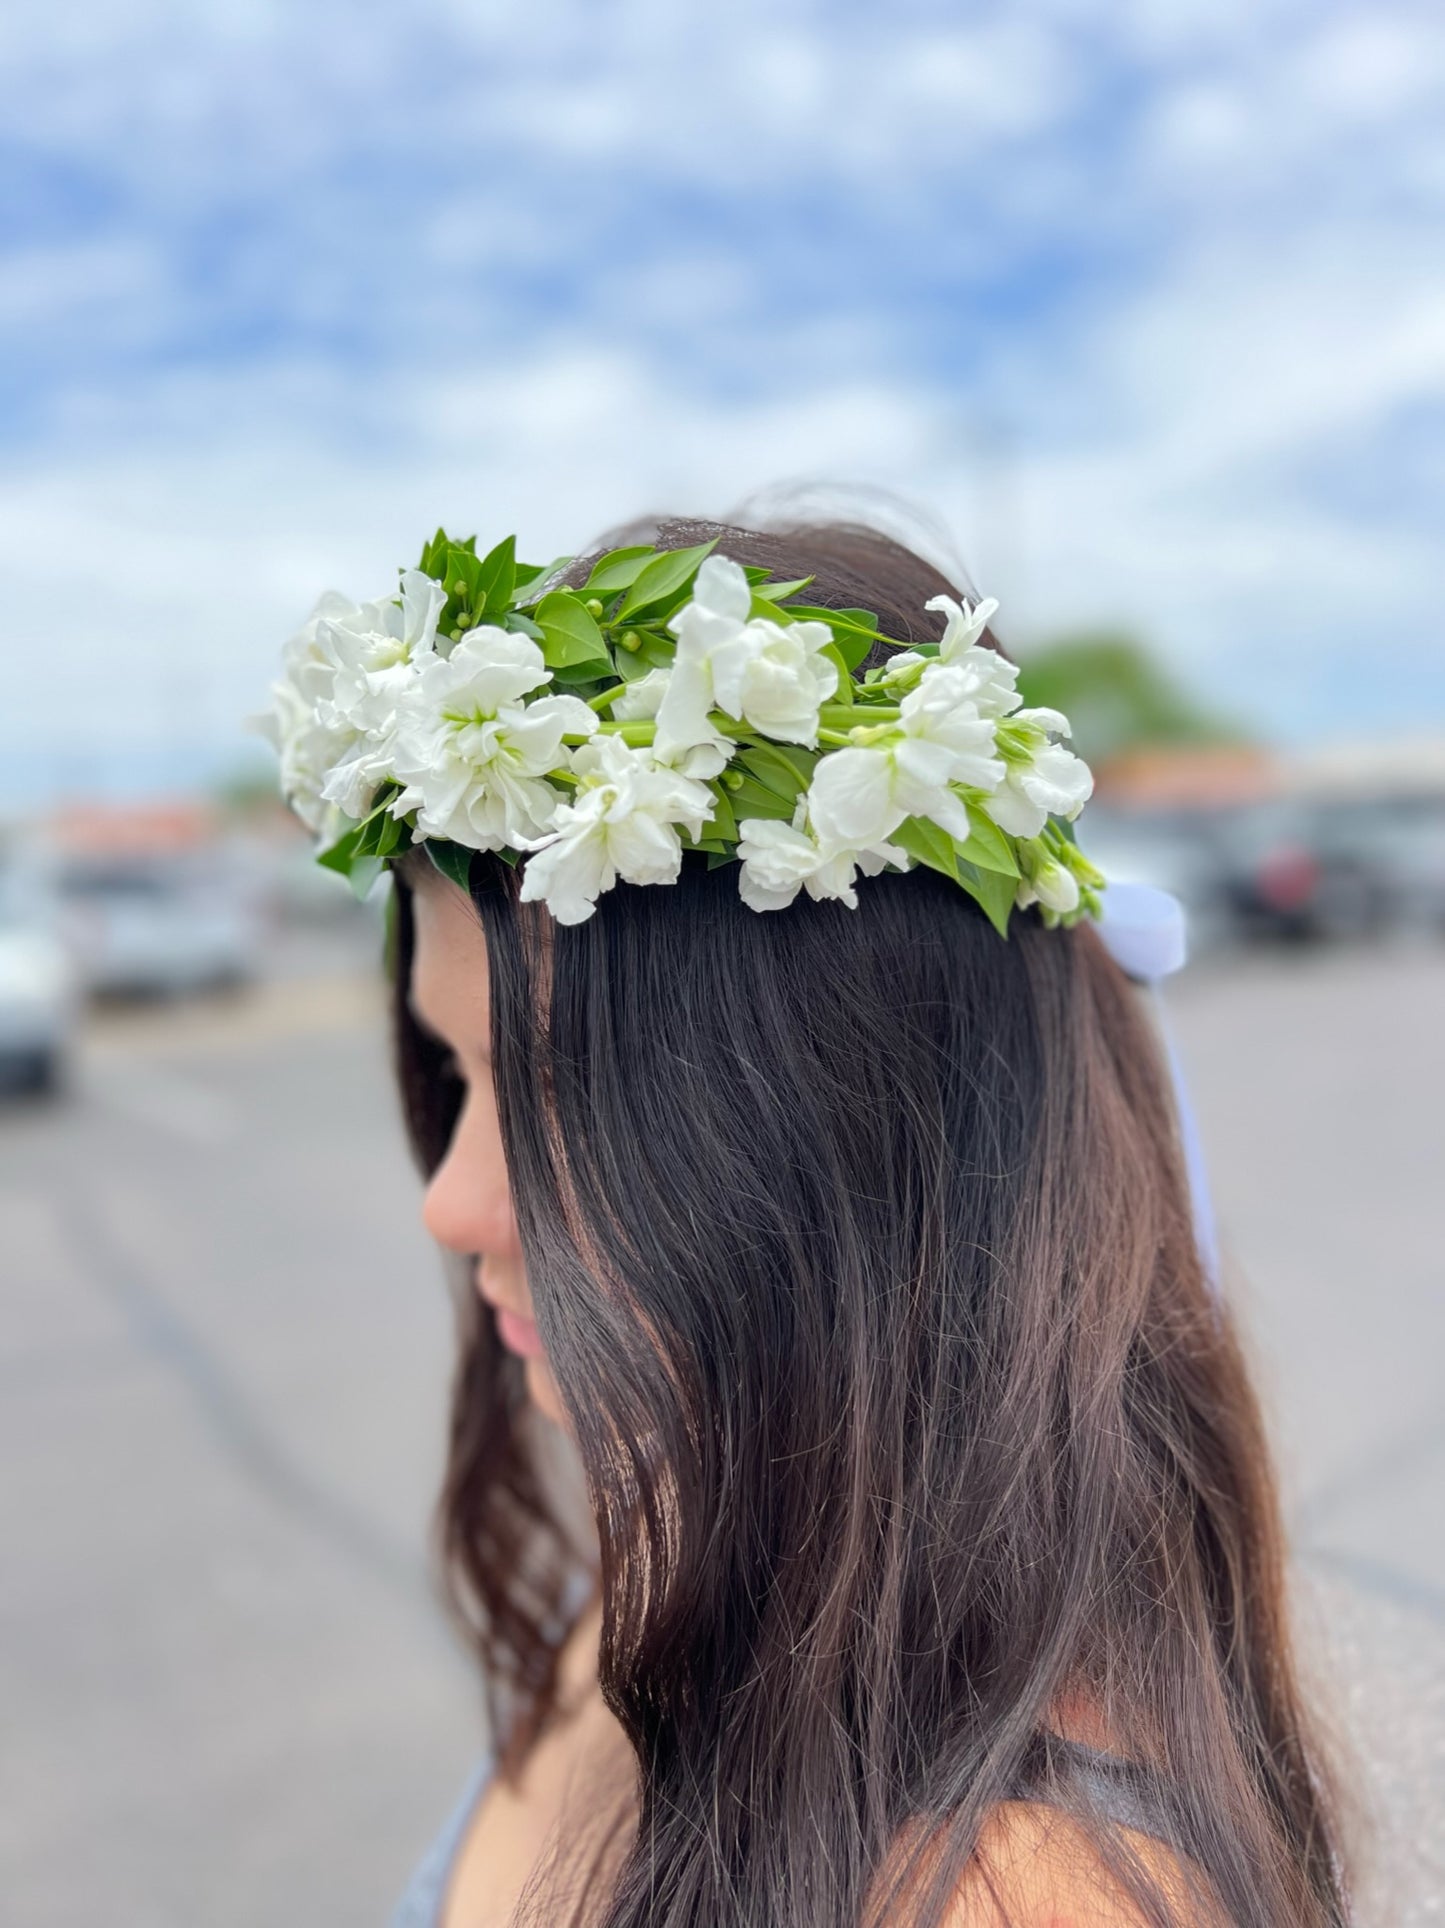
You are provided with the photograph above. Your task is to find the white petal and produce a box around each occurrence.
[397,569,447,653]
[653,650,727,765]
[1014,705,1072,737]
[925,591,999,664]
[518,822,613,922]
[1023,859,1080,914]
[983,778,1048,839]
[737,865,804,912]
[609,811,683,886]
[1020,741,1094,818]
[691,553,753,623]
[807,747,901,848]
[610,667,670,721]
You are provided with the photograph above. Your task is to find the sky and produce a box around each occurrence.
[3,0,1443,804]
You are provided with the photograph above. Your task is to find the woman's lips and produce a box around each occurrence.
[495,1305,547,1358]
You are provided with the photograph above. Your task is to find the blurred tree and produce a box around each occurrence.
[1014,632,1247,765]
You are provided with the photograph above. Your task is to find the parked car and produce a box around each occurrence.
[1210,800,1389,942]
[0,860,79,1093]
[1300,794,1445,937]
[58,852,261,998]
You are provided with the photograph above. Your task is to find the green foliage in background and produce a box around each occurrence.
[1015,632,1247,766]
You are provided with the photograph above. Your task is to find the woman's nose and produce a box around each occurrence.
[421,1101,518,1258]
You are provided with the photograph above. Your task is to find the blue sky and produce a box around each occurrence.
[3,0,1443,803]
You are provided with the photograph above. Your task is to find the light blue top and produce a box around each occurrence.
[391,1566,597,1927]
[390,1750,497,1928]
[390,1725,1187,1925]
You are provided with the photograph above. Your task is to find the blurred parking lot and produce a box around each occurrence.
[2,888,1443,1923]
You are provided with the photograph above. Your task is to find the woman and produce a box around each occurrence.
[266,515,1350,1925]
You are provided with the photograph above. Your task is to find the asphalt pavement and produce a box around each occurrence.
[1,924,1441,1924]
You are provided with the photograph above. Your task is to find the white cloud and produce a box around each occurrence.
[2,0,1443,799]
[3,256,1440,809]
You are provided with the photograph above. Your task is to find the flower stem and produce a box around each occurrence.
[819,702,898,726]
[585,683,630,713]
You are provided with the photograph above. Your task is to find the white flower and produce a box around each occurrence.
[736,799,910,912]
[709,612,838,745]
[611,666,731,780]
[516,732,717,924]
[318,568,446,735]
[310,569,450,818]
[609,667,670,722]
[655,554,838,761]
[806,662,1004,849]
[924,592,1000,663]
[251,590,367,835]
[387,626,598,850]
[878,592,1011,705]
[1016,855,1081,916]
[983,707,1094,840]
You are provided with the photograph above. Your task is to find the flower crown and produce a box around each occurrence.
[255,530,1104,931]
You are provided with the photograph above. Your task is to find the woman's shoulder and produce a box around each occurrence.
[938,1797,1213,1927]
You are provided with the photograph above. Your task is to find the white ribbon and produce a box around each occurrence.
[1095,884,1220,1293]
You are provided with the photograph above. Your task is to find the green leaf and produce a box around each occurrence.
[443,545,483,603]
[706,848,738,869]
[635,631,675,669]
[512,556,574,607]
[752,575,815,603]
[346,853,386,901]
[820,642,853,704]
[724,776,797,822]
[890,816,961,881]
[503,611,545,642]
[375,811,406,858]
[382,874,400,979]
[958,860,1016,938]
[959,803,1020,878]
[418,527,451,580]
[354,810,394,858]
[316,821,364,876]
[473,535,516,616]
[535,592,613,677]
[316,815,386,898]
[697,781,737,845]
[426,841,475,892]
[735,741,815,801]
[618,539,719,619]
[613,646,657,684]
[584,546,656,595]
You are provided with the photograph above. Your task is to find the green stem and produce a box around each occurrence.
[819,702,899,726]
[585,683,630,713]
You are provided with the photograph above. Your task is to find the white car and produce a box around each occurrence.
[0,866,79,1093]
[58,854,262,998]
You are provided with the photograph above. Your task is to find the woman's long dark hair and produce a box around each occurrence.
[390,518,1350,1926]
